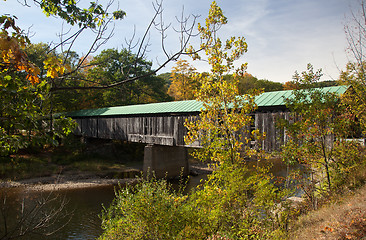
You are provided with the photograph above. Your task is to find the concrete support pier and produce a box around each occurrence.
[143,144,189,179]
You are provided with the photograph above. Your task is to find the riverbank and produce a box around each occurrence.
[0,139,213,192]
[0,161,212,192]
[291,184,366,239]
[0,173,140,191]
[2,148,366,239]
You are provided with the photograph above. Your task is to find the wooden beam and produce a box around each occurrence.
[128,134,174,146]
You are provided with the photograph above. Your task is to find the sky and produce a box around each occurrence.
[0,0,359,83]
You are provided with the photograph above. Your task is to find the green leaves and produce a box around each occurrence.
[0,61,75,156]
[99,163,290,240]
[0,0,128,156]
[39,0,125,29]
[185,1,261,164]
[340,61,366,135]
[99,179,195,240]
[280,64,362,197]
[99,3,292,239]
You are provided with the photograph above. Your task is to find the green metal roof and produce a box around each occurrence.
[66,85,349,117]
[66,100,204,117]
[254,85,348,107]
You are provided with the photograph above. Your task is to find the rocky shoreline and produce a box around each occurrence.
[0,162,212,192]
[0,174,140,191]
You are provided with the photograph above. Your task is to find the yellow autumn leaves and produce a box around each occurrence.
[184,1,265,164]
[43,55,66,79]
[168,59,199,101]
[0,30,39,84]
[1,15,67,84]
[1,42,66,83]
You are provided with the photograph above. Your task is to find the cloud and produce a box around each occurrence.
[218,0,351,82]
[0,0,352,82]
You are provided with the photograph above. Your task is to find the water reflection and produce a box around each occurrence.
[0,174,207,240]
[55,186,116,240]
[0,158,302,240]
[0,186,117,240]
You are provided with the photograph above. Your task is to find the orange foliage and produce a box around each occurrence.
[0,16,41,84]
[79,55,94,72]
[283,81,298,90]
[242,72,254,78]
[168,59,198,100]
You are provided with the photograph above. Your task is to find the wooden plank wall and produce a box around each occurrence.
[73,111,292,151]
[255,111,291,152]
[73,115,199,147]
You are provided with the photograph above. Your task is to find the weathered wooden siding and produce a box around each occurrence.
[73,114,200,147]
[81,118,98,138]
[73,111,292,151]
[254,111,291,152]
[74,119,82,135]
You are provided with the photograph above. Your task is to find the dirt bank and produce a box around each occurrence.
[0,172,141,191]
[291,185,366,240]
[0,162,212,192]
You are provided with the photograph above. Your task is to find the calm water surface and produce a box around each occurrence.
[0,174,208,240]
[0,185,117,240]
[0,158,301,240]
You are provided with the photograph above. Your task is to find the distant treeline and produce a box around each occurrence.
[159,69,339,101]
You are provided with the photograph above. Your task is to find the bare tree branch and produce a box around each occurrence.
[49,0,207,92]
[0,190,72,240]
[345,0,366,65]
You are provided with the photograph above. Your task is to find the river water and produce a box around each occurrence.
[0,174,209,240]
[0,185,116,240]
[0,158,301,240]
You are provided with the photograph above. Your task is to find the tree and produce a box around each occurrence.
[344,0,366,68]
[23,45,173,111]
[1,0,205,154]
[281,65,336,189]
[0,16,41,84]
[0,30,75,156]
[2,0,210,93]
[1,1,125,84]
[1,0,212,105]
[279,64,361,209]
[0,191,71,240]
[99,3,290,239]
[185,3,289,237]
[283,81,298,90]
[184,1,261,164]
[2,0,217,93]
[31,0,205,92]
[237,73,258,94]
[168,59,199,100]
[341,0,366,133]
[237,73,283,94]
[20,0,125,29]
[0,0,125,155]
[283,79,338,91]
[340,62,366,133]
[83,48,172,108]
[256,79,283,92]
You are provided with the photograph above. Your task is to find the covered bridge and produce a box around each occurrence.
[65,85,348,177]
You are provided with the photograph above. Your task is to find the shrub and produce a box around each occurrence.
[189,162,290,240]
[99,163,291,240]
[99,178,202,240]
